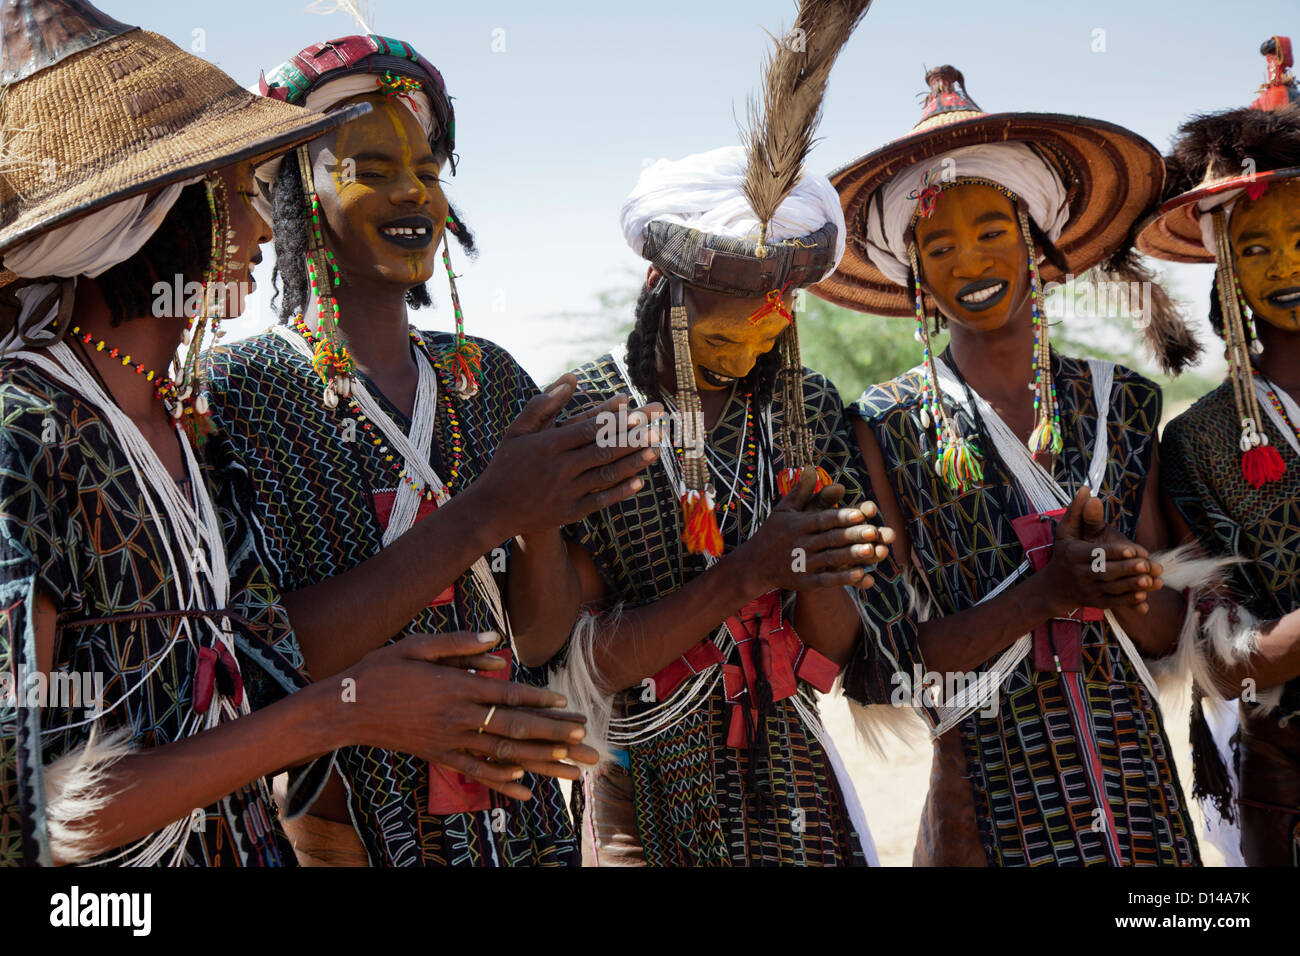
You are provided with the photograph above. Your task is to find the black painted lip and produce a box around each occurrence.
[1265,286,1300,308]
[699,366,738,387]
[955,278,1009,313]
[377,215,435,250]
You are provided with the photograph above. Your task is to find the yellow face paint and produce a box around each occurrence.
[685,285,791,392]
[310,95,449,288]
[913,183,1031,333]
[1231,178,1300,332]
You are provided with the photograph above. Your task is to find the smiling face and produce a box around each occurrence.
[1230,178,1300,332]
[309,95,449,290]
[684,284,791,392]
[912,182,1032,333]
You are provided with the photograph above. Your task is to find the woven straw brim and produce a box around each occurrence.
[1135,165,1300,263]
[811,112,1164,316]
[0,28,370,255]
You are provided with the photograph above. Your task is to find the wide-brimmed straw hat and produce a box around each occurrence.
[0,0,370,257]
[1137,36,1300,263]
[812,65,1165,316]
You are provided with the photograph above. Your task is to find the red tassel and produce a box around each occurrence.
[680,490,723,557]
[1241,443,1285,488]
[776,465,833,497]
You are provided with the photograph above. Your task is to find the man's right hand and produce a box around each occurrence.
[338,631,599,801]
[736,467,891,594]
[471,376,662,537]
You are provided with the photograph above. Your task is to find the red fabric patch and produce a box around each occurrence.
[427,648,512,816]
[372,490,454,606]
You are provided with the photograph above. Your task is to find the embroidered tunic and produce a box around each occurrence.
[204,328,579,867]
[0,361,297,867]
[560,352,916,866]
[851,351,1200,867]
[1162,380,1300,865]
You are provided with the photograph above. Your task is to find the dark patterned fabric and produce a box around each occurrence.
[1162,379,1300,864]
[0,360,297,867]
[204,328,579,867]
[561,352,917,866]
[852,351,1200,867]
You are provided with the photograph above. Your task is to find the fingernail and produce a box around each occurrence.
[478,631,499,644]
[553,695,568,708]
[512,769,525,780]
[569,727,586,740]
[632,478,644,491]
[641,449,656,462]
[548,381,572,397]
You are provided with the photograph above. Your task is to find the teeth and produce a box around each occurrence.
[381,225,429,237]
[1274,291,1300,303]
[960,283,1003,304]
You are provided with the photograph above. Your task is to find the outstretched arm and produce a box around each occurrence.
[281,379,654,679]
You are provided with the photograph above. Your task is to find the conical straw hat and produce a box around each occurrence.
[0,0,369,255]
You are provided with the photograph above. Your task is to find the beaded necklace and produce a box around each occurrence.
[1254,368,1300,447]
[292,314,464,496]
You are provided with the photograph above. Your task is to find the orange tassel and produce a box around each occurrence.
[777,465,833,497]
[1241,444,1285,488]
[680,489,723,557]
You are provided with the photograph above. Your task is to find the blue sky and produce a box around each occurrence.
[115,0,1295,380]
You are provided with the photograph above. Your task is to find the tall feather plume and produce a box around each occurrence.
[741,0,872,251]
[304,0,375,34]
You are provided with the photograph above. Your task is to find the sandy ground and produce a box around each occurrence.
[818,682,1227,866]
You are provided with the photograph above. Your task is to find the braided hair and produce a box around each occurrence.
[94,182,212,326]
[624,276,782,406]
[268,156,476,322]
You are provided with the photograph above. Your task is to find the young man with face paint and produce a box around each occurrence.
[203,35,652,867]
[815,66,1208,866]
[1141,36,1300,867]
[0,1,585,869]
[508,3,923,866]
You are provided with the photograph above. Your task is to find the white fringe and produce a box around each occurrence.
[1144,544,1239,711]
[547,606,622,767]
[43,726,134,865]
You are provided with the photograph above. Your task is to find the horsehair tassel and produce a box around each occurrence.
[1214,210,1283,488]
[680,488,724,557]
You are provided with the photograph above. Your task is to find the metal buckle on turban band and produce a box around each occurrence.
[640,220,838,298]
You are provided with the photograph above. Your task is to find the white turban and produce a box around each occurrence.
[620,145,846,278]
[1,180,196,353]
[252,74,437,220]
[862,142,1071,287]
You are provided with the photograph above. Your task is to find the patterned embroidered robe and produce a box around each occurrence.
[204,328,579,867]
[0,361,297,866]
[1162,379,1300,866]
[560,352,917,866]
[851,352,1199,867]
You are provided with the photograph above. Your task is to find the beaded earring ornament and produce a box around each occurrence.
[907,241,983,492]
[296,144,354,409]
[1019,209,1062,459]
[437,211,481,399]
[668,279,724,557]
[744,281,830,495]
[172,171,236,447]
[1212,207,1285,487]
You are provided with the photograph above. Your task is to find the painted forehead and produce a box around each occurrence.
[1231,178,1300,233]
[314,97,437,164]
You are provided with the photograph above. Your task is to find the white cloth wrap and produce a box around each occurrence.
[863,142,1071,287]
[1,180,195,353]
[619,145,846,278]
[1196,188,1246,253]
[252,74,436,217]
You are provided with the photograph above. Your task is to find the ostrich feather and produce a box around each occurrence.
[304,0,375,34]
[741,0,872,237]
